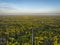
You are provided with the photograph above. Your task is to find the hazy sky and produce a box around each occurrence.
[0,0,60,15]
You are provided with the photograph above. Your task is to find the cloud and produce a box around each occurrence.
[0,2,60,15]
[0,2,20,15]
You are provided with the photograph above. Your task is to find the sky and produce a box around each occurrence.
[0,0,60,15]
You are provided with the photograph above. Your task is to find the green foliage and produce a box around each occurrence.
[0,16,60,45]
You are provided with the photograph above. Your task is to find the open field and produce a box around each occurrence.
[0,15,60,45]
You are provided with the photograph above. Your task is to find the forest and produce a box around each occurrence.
[0,16,60,45]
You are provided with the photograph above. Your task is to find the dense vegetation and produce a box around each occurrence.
[0,16,60,45]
